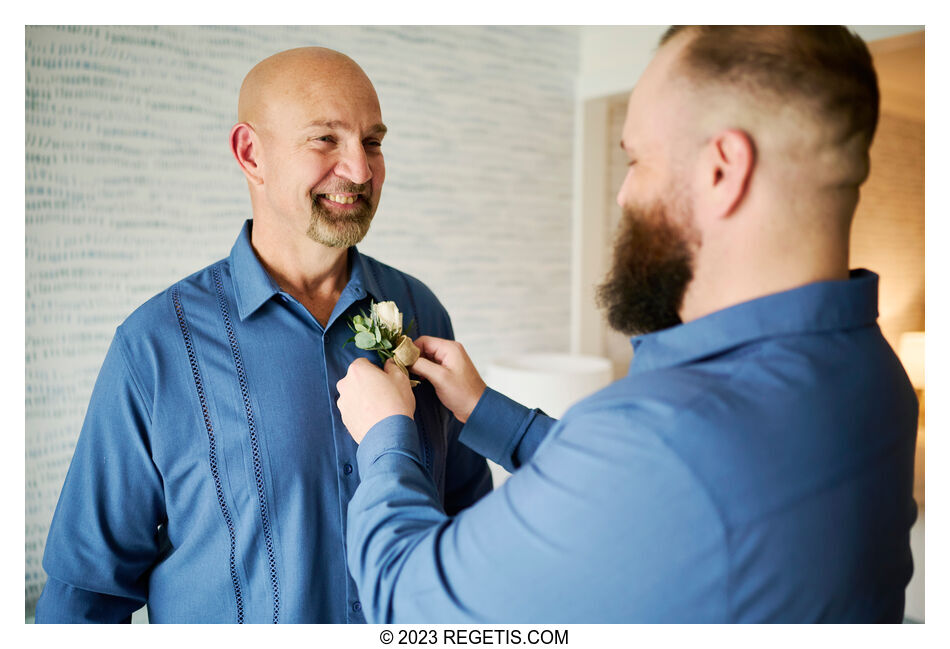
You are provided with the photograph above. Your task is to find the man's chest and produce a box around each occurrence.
[149,311,450,529]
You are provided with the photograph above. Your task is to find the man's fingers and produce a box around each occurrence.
[414,335,455,365]
[410,356,447,383]
[383,358,403,378]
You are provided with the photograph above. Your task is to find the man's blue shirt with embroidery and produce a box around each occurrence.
[36,220,492,623]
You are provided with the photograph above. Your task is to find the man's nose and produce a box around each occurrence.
[335,143,373,185]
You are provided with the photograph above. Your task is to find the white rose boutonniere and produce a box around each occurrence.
[345,300,420,386]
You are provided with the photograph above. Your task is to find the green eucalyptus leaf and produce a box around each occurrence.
[355,331,377,349]
[374,324,382,343]
[380,338,392,350]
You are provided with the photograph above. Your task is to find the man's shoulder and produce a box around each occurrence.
[564,332,917,526]
[565,366,710,426]
[117,258,225,339]
[358,252,441,303]
[357,252,451,334]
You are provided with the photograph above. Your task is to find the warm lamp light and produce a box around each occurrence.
[898,331,925,390]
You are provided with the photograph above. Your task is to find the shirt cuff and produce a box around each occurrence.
[459,387,537,470]
[356,414,424,472]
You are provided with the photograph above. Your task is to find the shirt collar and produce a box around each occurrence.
[229,219,384,321]
[350,245,385,303]
[628,269,881,374]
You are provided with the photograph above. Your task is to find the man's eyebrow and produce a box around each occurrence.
[305,120,388,136]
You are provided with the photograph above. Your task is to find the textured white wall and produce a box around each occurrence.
[25,25,578,613]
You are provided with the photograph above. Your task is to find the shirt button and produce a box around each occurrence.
[353,601,362,612]
[343,463,353,475]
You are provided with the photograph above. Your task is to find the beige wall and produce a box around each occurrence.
[851,32,926,349]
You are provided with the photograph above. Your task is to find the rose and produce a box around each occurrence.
[372,301,402,333]
[345,300,420,386]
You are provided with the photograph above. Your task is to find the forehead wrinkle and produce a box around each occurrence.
[304,120,388,135]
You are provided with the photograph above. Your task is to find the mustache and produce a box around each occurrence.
[312,182,371,197]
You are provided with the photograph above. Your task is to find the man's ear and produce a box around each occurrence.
[230,122,264,185]
[700,128,754,220]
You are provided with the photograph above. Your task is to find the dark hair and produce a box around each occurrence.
[661,26,880,148]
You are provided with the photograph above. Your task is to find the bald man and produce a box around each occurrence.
[336,27,918,622]
[35,47,491,623]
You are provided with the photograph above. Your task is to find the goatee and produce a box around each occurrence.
[306,184,376,248]
[596,197,698,336]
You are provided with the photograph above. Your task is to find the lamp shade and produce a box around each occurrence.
[486,353,614,419]
[898,331,925,390]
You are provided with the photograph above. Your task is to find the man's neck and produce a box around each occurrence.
[250,218,350,327]
[680,237,850,324]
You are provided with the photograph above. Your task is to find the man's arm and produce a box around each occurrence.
[344,407,726,622]
[35,330,166,623]
[441,415,493,515]
[458,388,556,473]
[412,337,558,473]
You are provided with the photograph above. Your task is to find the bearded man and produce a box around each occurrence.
[35,47,491,623]
[336,26,918,622]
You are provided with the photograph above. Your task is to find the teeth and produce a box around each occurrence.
[325,194,357,204]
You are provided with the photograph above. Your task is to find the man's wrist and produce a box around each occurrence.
[356,414,423,472]
[459,384,487,423]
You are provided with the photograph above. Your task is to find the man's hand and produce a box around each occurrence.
[337,358,416,444]
[410,336,487,423]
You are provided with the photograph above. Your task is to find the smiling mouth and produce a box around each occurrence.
[319,193,362,205]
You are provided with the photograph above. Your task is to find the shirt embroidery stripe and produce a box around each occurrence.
[213,264,281,624]
[172,283,245,624]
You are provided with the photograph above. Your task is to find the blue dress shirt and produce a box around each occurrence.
[36,220,492,623]
[347,270,918,622]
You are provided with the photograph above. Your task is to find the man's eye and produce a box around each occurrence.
[312,135,335,144]
[364,140,382,148]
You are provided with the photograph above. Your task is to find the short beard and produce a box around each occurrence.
[306,186,376,248]
[596,196,699,336]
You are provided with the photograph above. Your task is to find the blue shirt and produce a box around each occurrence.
[348,270,918,622]
[36,220,492,623]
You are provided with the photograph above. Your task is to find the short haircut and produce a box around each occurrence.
[661,26,880,149]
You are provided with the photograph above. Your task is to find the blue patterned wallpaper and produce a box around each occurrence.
[25,25,577,613]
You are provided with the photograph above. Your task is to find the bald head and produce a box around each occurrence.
[229,47,387,250]
[238,47,380,134]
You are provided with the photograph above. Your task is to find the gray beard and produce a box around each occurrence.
[306,198,375,248]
